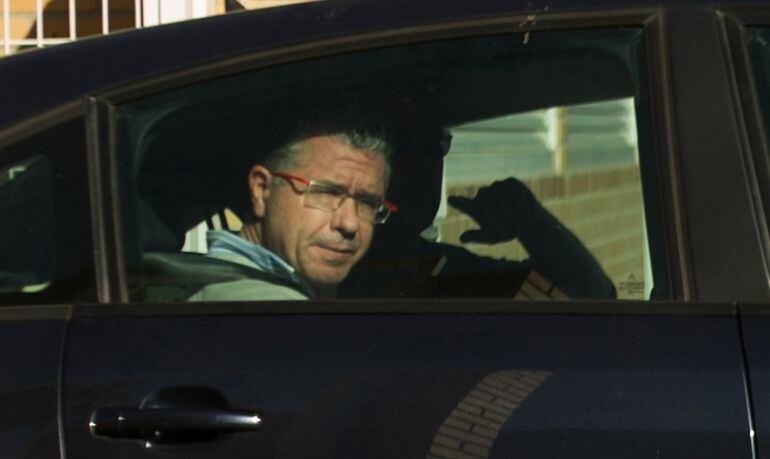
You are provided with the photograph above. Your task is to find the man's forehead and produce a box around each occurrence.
[296,137,387,191]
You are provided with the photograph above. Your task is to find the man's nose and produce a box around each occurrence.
[330,197,360,237]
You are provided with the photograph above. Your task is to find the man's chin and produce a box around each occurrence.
[304,266,351,293]
[312,245,358,266]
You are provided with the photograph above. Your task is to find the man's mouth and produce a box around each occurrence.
[315,244,357,262]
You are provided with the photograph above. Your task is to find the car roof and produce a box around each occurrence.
[0,0,767,131]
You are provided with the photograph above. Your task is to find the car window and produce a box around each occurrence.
[109,27,668,302]
[435,98,650,300]
[741,27,770,247]
[0,118,96,304]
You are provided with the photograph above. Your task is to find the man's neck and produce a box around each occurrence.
[239,223,336,299]
[239,223,261,245]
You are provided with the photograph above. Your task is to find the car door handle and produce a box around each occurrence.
[90,406,263,438]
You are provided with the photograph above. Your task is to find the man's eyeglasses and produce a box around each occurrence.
[272,171,398,224]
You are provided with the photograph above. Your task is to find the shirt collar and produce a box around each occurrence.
[206,230,316,298]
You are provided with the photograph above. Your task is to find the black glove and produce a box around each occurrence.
[449,177,616,299]
[448,177,538,244]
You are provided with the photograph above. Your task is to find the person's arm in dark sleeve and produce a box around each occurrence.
[448,178,616,299]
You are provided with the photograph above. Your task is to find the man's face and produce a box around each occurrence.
[252,135,388,294]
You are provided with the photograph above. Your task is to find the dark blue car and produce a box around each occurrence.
[1,0,769,457]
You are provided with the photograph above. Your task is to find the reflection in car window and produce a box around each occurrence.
[0,119,95,304]
[742,28,770,251]
[0,156,55,294]
[437,99,650,300]
[114,28,668,302]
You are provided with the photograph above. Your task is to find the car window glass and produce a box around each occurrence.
[111,28,668,303]
[0,156,55,294]
[435,98,650,300]
[0,119,96,304]
[741,27,770,243]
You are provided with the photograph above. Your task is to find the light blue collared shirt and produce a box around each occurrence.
[206,230,315,298]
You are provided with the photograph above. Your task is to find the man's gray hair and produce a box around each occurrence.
[262,128,393,182]
[258,103,395,179]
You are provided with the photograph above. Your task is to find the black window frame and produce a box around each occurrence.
[647,7,770,302]
[721,9,770,295]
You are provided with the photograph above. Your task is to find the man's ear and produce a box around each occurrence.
[248,165,272,218]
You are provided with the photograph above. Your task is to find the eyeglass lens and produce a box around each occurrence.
[303,182,390,223]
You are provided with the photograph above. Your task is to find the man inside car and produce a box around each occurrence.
[188,112,396,301]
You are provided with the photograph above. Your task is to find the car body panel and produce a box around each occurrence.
[0,307,68,458]
[63,304,751,458]
[739,312,770,459]
[0,0,767,131]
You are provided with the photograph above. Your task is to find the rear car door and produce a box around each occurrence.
[59,3,756,458]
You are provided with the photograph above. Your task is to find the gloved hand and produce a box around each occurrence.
[448,177,539,244]
[449,176,616,299]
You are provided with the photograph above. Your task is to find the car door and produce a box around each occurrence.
[59,4,756,459]
[0,115,97,457]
